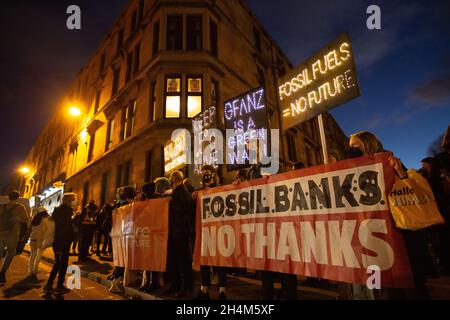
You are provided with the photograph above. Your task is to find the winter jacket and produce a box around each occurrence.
[52,203,74,249]
[169,184,194,240]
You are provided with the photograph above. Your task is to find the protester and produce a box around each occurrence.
[105,189,121,281]
[71,208,81,255]
[195,165,228,300]
[139,182,158,293]
[233,168,247,184]
[109,186,136,294]
[43,193,76,294]
[142,181,157,200]
[141,178,172,294]
[183,178,196,193]
[0,190,30,285]
[292,161,305,171]
[77,201,99,262]
[348,130,429,299]
[248,166,298,300]
[420,157,433,182]
[28,207,50,277]
[165,171,194,297]
[155,177,172,197]
[97,203,113,256]
[430,125,450,276]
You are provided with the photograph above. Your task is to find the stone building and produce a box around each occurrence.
[18,0,348,212]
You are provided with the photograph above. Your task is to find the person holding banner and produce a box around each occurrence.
[109,186,136,294]
[348,131,430,299]
[164,171,195,297]
[195,165,228,300]
[145,178,172,293]
[430,125,450,276]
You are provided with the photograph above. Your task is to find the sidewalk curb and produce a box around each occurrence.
[22,249,162,300]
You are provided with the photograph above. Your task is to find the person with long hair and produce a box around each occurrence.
[348,131,429,299]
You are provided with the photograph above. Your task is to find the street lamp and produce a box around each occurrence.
[69,106,82,117]
[19,167,30,175]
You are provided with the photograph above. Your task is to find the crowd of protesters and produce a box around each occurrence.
[1,125,450,300]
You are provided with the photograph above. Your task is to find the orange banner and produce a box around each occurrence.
[193,153,414,288]
[111,199,169,271]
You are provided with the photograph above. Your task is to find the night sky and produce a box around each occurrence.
[1,0,449,189]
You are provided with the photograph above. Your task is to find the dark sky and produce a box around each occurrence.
[1,0,449,189]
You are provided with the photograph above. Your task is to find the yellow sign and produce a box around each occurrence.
[164,131,187,174]
[278,33,360,130]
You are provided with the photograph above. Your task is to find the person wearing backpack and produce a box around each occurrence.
[0,190,30,285]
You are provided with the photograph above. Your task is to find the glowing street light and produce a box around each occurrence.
[19,167,30,175]
[69,106,82,117]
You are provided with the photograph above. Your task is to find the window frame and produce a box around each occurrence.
[186,75,203,119]
[186,15,203,51]
[164,75,182,119]
[105,118,115,151]
[166,15,183,51]
[210,19,218,57]
[112,67,121,96]
[152,20,160,55]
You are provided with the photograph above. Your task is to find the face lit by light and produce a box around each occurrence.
[349,136,363,149]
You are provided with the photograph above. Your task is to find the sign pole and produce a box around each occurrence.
[318,113,329,165]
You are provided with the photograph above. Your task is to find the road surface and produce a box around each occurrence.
[0,253,122,300]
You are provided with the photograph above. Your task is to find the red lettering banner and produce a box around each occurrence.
[193,153,414,288]
[111,199,169,271]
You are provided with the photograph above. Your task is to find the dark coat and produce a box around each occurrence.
[169,185,194,240]
[52,204,74,250]
[430,151,450,222]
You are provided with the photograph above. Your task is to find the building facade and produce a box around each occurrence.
[18,0,348,211]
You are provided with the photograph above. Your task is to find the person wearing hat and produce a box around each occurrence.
[28,207,50,277]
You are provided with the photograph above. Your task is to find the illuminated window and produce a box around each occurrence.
[165,77,181,118]
[167,15,182,50]
[187,77,202,118]
[167,78,181,93]
[165,96,181,118]
[187,16,202,51]
[188,96,202,118]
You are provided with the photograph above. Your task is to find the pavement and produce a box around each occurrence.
[9,245,450,300]
[0,254,122,300]
[16,244,339,300]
